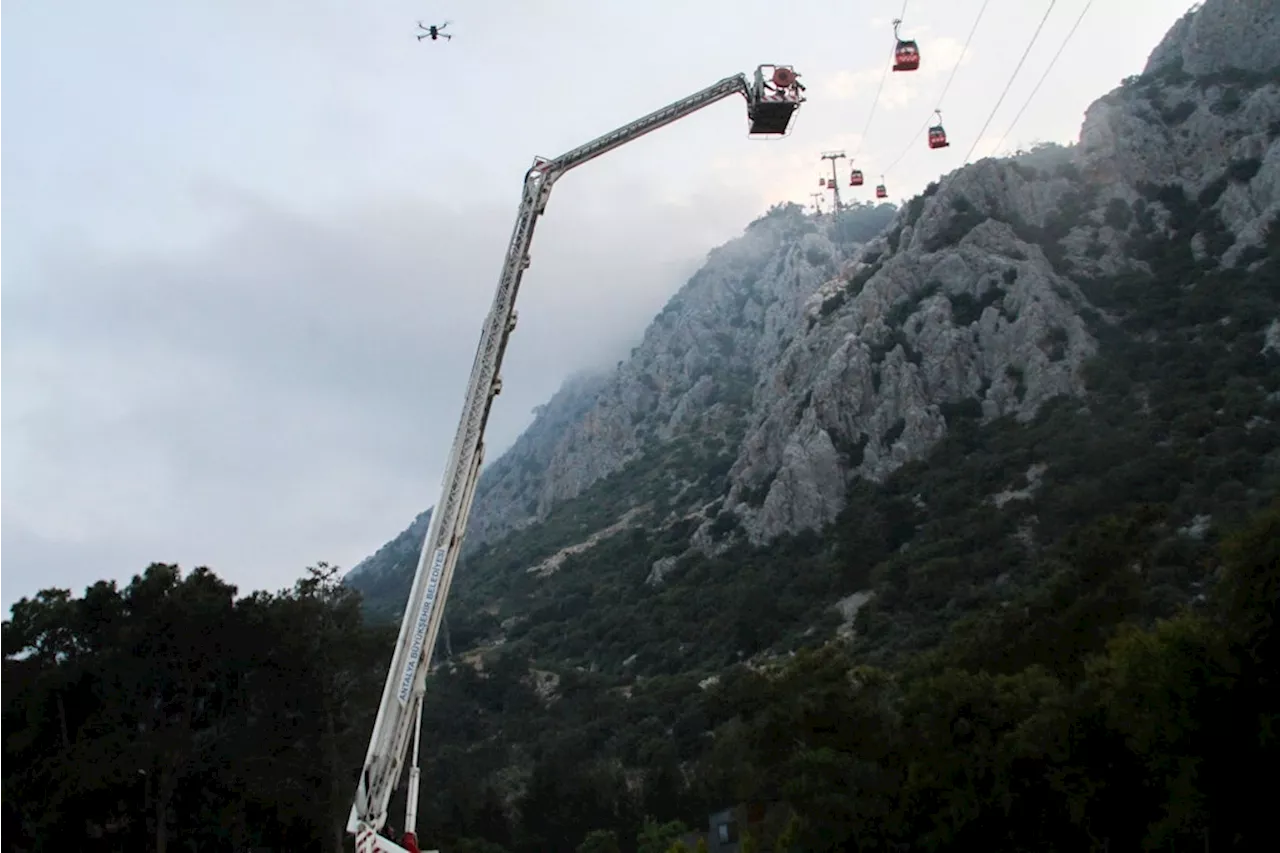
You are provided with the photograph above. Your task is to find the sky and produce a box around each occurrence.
[1,0,1200,612]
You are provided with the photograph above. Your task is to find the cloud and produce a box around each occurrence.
[1,174,759,610]
[822,67,888,102]
[923,35,973,75]
[819,33,975,114]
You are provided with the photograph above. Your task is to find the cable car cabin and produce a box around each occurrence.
[928,124,949,148]
[849,169,865,187]
[747,65,806,136]
[893,40,920,72]
[819,177,827,187]
[875,183,888,199]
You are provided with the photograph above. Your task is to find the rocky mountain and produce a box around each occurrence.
[347,0,1280,675]
[346,202,897,616]
[347,370,612,618]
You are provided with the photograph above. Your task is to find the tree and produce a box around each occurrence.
[577,828,621,853]
[2,561,397,851]
[772,813,798,853]
[451,838,511,853]
[637,817,688,853]
[102,564,242,853]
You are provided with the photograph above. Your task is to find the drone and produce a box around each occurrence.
[416,20,451,41]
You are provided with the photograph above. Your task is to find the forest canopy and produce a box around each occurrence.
[4,502,1277,852]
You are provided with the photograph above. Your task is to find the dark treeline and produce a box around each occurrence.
[2,564,392,853]
[4,502,1278,852]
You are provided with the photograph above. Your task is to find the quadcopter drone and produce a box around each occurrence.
[416,20,451,41]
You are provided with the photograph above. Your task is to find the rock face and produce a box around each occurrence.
[511,212,832,507]
[728,206,1096,543]
[1078,0,1280,266]
[347,203,897,583]
[347,0,1280,593]
[462,371,610,546]
[459,205,894,543]
[1144,0,1279,79]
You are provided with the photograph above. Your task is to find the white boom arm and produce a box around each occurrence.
[349,64,805,853]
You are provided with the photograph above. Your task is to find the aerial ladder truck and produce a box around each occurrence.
[348,64,807,853]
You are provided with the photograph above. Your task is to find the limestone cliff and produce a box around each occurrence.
[347,203,896,586]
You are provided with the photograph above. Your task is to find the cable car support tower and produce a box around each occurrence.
[348,64,806,853]
[820,150,846,212]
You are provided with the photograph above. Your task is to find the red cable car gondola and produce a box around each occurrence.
[875,178,888,200]
[819,176,827,187]
[892,18,920,72]
[927,110,950,149]
[849,168,864,187]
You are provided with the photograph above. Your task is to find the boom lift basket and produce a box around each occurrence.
[747,65,805,137]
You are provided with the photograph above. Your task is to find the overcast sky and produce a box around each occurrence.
[2,0,1198,612]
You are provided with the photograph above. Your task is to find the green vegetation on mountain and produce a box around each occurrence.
[393,185,1279,853]
[7,171,1278,851]
[348,200,900,628]
[359,179,1280,684]
[4,501,1276,851]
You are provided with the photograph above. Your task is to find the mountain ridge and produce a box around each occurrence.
[344,202,897,604]
[347,0,1280,661]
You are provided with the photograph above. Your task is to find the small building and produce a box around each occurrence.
[708,807,740,853]
[706,801,786,853]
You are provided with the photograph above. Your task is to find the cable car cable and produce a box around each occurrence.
[882,0,992,175]
[988,0,1094,157]
[852,0,911,160]
[961,0,1058,164]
